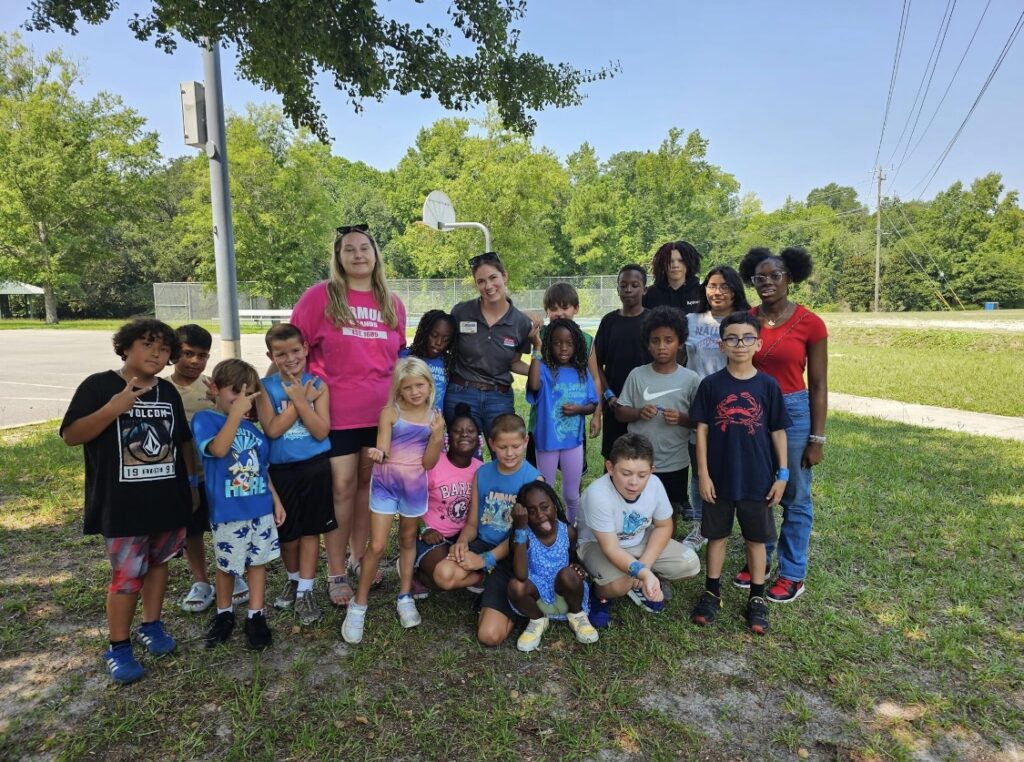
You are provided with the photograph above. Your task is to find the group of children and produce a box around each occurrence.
[62,267,792,684]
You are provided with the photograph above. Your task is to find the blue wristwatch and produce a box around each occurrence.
[628,561,645,578]
[776,468,790,481]
[188,474,199,488]
[482,551,496,573]
[513,528,529,544]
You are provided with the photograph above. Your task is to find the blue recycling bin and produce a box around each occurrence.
[983,302,999,310]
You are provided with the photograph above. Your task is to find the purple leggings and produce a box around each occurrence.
[536,445,585,525]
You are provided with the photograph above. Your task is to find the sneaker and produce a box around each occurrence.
[566,611,599,644]
[341,603,367,644]
[681,523,707,552]
[733,564,771,590]
[136,620,176,656]
[244,612,273,650]
[396,595,422,629]
[181,581,215,613]
[294,591,323,626]
[273,578,299,610]
[588,590,613,629]
[232,575,250,605]
[656,575,673,601]
[767,577,805,603]
[746,596,770,634]
[690,591,721,626]
[627,588,666,614]
[516,617,549,652]
[103,643,143,685]
[205,611,235,648]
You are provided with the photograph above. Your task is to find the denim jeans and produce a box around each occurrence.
[765,390,813,581]
[443,383,515,446]
[687,440,702,520]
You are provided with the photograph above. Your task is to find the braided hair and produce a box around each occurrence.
[408,310,457,376]
[541,317,589,381]
[516,480,568,525]
[652,240,703,283]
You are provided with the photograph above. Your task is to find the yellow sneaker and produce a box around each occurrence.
[567,611,599,644]
[516,617,549,652]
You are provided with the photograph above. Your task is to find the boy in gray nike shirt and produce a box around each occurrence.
[614,307,700,525]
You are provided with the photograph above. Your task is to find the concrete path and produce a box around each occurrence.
[830,393,1024,442]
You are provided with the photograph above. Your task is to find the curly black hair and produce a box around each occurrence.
[695,265,751,313]
[449,402,479,434]
[739,246,814,284]
[542,317,589,381]
[408,309,457,376]
[641,305,688,347]
[516,479,568,526]
[112,319,180,363]
[652,240,703,284]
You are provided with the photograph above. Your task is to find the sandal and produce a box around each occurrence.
[327,575,353,607]
[349,559,385,589]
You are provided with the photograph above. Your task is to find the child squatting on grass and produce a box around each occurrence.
[61,319,197,685]
[689,313,792,635]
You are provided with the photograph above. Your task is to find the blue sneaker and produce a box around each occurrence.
[588,589,613,629]
[627,588,666,614]
[103,643,144,684]
[137,620,177,656]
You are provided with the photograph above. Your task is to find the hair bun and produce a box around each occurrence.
[453,402,472,418]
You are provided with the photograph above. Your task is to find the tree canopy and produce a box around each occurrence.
[24,0,617,141]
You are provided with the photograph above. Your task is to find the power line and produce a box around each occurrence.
[892,201,967,308]
[881,209,957,309]
[874,0,914,169]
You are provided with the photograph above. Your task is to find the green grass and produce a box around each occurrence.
[1,414,1022,759]
[828,327,1024,416]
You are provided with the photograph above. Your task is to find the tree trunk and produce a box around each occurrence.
[43,284,58,324]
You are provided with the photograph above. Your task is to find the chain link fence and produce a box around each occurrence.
[155,275,621,323]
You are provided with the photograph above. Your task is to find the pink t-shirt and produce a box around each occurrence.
[425,453,482,537]
[290,282,407,430]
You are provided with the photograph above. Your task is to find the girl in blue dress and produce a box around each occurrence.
[508,480,599,652]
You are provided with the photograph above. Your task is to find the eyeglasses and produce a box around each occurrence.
[722,335,759,347]
[336,223,369,237]
[705,283,732,293]
[750,270,788,286]
[469,251,503,269]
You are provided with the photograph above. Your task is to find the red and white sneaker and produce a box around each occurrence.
[732,564,771,589]
[766,577,805,603]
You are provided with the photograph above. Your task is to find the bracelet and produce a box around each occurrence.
[482,551,496,573]
[531,351,543,361]
[513,528,529,544]
[187,474,199,488]
[776,467,790,481]
[628,560,645,578]
[808,434,826,445]
[603,388,615,401]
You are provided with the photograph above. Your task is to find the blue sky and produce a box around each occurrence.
[3,1,1021,210]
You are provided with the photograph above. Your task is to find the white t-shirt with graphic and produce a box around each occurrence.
[577,472,672,549]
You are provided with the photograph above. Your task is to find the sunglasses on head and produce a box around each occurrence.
[469,251,503,269]
[336,223,369,237]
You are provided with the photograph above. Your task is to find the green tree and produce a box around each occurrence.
[0,34,159,322]
[26,0,616,142]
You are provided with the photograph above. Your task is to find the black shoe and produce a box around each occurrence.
[244,611,272,650]
[205,611,235,648]
[746,596,770,635]
[690,591,721,626]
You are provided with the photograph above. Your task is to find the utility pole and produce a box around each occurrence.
[874,166,885,313]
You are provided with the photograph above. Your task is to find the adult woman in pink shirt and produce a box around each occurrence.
[291,225,407,605]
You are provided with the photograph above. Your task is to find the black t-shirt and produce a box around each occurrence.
[643,276,703,314]
[60,371,193,537]
[689,369,792,502]
[594,310,652,396]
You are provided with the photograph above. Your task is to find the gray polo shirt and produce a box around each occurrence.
[451,297,533,386]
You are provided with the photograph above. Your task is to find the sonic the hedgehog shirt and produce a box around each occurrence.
[192,411,273,523]
[577,472,673,549]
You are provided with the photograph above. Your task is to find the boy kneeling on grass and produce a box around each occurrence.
[61,319,197,685]
[576,433,700,627]
[689,313,791,635]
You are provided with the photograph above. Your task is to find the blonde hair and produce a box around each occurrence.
[326,229,399,329]
[389,356,436,411]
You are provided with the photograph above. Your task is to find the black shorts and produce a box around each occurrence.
[701,498,777,544]
[186,486,210,537]
[655,468,691,511]
[270,454,337,543]
[600,403,628,460]
[328,427,378,457]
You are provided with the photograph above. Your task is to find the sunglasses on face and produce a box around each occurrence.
[469,251,503,270]
[336,223,369,238]
[750,270,788,286]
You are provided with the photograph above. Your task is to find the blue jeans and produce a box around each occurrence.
[688,440,702,521]
[443,383,515,446]
[766,390,813,582]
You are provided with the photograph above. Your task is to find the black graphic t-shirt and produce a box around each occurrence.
[61,371,193,537]
[689,369,792,502]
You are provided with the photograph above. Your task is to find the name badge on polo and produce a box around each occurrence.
[502,336,516,348]
[460,321,477,334]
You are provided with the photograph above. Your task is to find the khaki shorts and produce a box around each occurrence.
[578,532,700,586]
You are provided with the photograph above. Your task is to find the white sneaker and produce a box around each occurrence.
[232,575,250,605]
[396,595,422,629]
[341,603,367,644]
[516,617,549,652]
[566,611,599,644]
[181,581,214,613]
[682,522,707,552]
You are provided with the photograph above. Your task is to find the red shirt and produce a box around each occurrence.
[751,305,827,394]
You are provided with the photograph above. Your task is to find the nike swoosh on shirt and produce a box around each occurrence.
[642,387,682,401]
